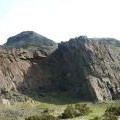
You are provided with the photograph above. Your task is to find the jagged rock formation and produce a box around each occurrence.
[0,48,47,92]
[47,36,120,101]
[0,33,120,102]
[0,47,53,101]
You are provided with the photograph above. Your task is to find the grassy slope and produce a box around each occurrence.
[0,92,120,120]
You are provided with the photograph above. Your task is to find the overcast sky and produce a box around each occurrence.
[0,0,120,44]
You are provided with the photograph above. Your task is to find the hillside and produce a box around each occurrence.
[0,34,120,102]
[4,31,58,54]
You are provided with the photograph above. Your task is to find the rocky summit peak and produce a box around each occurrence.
[69,35,88,42]
[4,31,58,53]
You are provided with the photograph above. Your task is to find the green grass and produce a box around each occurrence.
[0,93,120,120]
[81,104,106,120]
[10,101,120,120]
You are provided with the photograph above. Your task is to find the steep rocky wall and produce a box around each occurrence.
[86,39,120,101]
[0,36,120,102]
[0,48,50,95]
[47,36,120,101]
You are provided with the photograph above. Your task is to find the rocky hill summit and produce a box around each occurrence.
[0,33,120,102]
[4,31,58,54]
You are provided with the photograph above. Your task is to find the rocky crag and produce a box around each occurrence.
[0,32,120,102]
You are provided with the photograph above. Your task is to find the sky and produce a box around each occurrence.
[0,0,120,44]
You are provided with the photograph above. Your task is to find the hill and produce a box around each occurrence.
[4,31,58,54]
[0,34,120,102]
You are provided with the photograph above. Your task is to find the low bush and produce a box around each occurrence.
[90,106,120,120]
[25,114,58,120]
[61,103,90,119]
[102,112,118,120]
[75,103,90,115]
[60,105,75,119]
[89,116,100,120]
[105,106,120,116]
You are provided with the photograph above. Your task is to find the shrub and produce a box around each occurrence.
[61,105,75,119]
[89,106,120,120]
[25,115,39,120]
[102,112,118,120]
[43,108,49,113]
[89,116,100,120]
[61,104,90,119]
[75,103,90,115]
[89,113,118,120]
[25,114,58,120]
[105,106,120,116]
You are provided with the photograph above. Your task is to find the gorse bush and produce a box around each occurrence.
[90,116,100,120]
[90,114,117,120]
[25,114,58,120]
[102,112,118,120]
[90,106,120,120]
[101,106,120,120]
[25,115,39,120]
[61,105,75,119]
[90,113,117,120]
[61,103,90,119]
[105,106,120,116]
[75,103,90,115]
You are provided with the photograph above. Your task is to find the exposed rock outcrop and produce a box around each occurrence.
[46,36,120,101]
[0,47,50,94]
[0,34,120,102]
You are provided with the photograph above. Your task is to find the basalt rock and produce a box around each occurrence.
[0,34,120,102]
[0,47,50,94]
[46,36,120,101]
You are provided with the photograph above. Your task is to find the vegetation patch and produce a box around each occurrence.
[25,114,58,120]
[60,103,90,119]
[105,106,120,116]
[90,106,120,120]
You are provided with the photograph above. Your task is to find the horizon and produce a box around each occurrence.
[0,0,120,44]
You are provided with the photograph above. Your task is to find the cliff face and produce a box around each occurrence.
[46,36,120,101]
[0,34,120,101]
[0,48,50,94]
